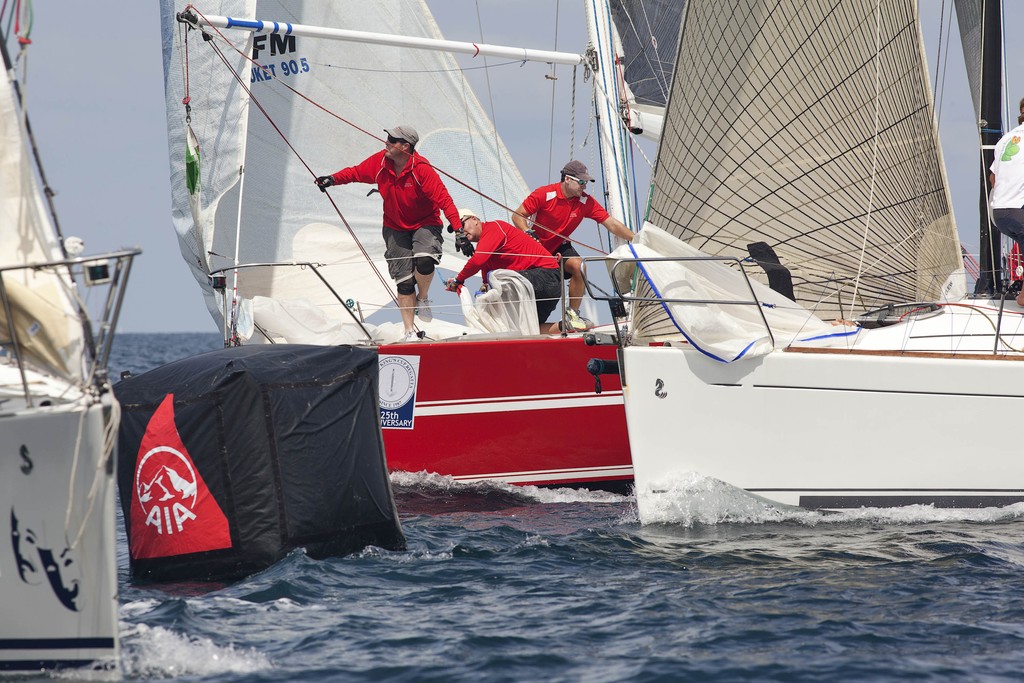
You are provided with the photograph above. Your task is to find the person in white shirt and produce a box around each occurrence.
[990,117,1024,306]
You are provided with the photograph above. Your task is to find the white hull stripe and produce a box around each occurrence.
[416,393,623,416]
[451,464,634,484]
[417,390,622,407]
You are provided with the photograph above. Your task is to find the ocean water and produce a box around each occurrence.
[80,333,1024,681]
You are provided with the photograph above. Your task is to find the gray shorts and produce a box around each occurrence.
[383,225,443,283]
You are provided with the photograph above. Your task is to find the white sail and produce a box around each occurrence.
[1,23,137,672]
[633,0,966,338]
[161,0,530,332]
[0,60,83,379]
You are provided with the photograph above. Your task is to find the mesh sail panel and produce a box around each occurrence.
[636,0,964,337]
[609,0,684,108]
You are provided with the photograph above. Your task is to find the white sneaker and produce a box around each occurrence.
[402,330,421,343]
[416,298,433,322]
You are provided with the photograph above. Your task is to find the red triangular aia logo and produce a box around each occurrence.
[129,394,232,559]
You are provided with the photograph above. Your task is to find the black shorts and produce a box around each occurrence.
[520,267,562,323]
[553,242,580,280]
[994,208,1024,252]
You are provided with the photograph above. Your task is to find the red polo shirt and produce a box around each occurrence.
[456,220,558,284]
[519,182,611,253]
[331,150,461,232]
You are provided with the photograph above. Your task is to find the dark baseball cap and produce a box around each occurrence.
[560,159,594,181]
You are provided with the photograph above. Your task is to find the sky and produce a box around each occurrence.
[16,1,1023,333]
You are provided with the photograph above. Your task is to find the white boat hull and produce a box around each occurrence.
[622,340,1024,520]
[0,393,119,673]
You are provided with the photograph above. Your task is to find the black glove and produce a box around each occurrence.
[315,175,335,192]
[455,234,475,257]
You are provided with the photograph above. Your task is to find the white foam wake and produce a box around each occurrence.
[119,621,271,678]
[636,471,1024,526]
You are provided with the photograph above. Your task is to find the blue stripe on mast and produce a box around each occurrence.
[222,17,292,33]
[225,17,264,31]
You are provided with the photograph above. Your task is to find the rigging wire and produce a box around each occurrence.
[14,0,28,44]
[0,0,10,40]
[931,0,951,127]
[473,0,507,212]
[848,0,884,315]
[546,0,560,180]
[569,65,577,158]
[315,60,525,74]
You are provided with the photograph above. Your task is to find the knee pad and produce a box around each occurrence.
[397,280,416,296]
[415,257,436,276]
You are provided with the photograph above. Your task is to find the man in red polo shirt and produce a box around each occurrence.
[316,125,461,342]
[512,159,634,331]
[445,209,568,334]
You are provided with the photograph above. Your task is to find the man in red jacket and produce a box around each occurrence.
[445,209,570,335]
[316,125,461,341]
[512,160,633,331]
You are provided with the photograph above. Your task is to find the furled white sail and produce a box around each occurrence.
[161,0,529,332]
[0,63,83,379]
[633,0,966,338]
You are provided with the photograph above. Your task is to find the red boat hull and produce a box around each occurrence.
[379,335,632,488]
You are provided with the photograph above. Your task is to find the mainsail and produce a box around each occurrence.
[634,0,965,337]
[161,0,530,330]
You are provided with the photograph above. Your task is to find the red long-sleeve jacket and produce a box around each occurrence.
[330,150,461,232]
[455,220,558,284]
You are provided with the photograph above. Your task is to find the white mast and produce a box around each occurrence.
[583,0,637,233]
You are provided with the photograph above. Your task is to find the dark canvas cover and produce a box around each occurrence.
[115,344,405,582]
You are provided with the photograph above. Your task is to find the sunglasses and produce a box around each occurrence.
[565,175,588,187]
[387,136,409,145]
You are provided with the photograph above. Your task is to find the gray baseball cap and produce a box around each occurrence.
[384,125,419,146]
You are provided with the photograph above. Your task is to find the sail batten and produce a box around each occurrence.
[636,0,963,334]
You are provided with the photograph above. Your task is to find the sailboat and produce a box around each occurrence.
[157,0,674,489]
[0,17,139,674]
[599,0,1024,521]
